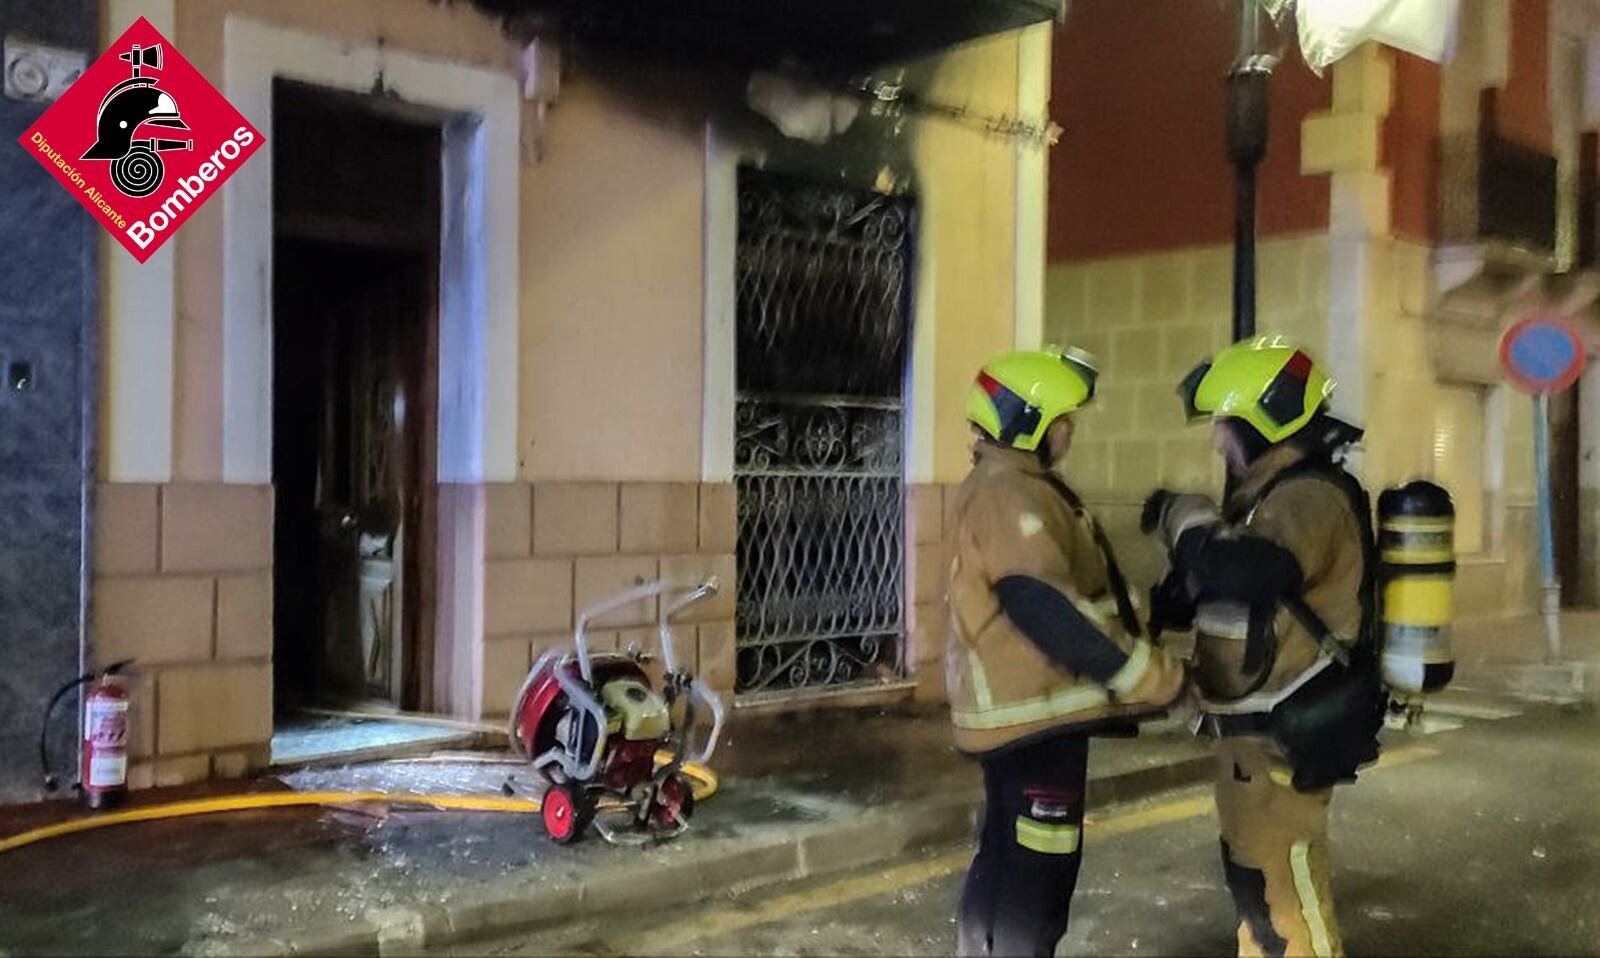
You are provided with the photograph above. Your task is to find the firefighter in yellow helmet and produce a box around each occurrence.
[949,346,1187,957]
[1143,336,1387,958]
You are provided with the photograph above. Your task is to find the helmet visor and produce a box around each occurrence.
[1061,346,1098,404]
[1178,360,1213,421]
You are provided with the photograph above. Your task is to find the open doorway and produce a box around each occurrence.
[270,82,463,761]
[1551,383,1582,607]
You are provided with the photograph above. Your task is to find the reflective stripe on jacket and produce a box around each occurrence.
[946,442,1185,753]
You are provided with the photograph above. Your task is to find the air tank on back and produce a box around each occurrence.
[1377,480,1457,696]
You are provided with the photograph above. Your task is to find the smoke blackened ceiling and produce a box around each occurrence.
[471,0,1064,71]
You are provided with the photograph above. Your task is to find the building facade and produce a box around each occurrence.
[1042,0,1600,678]
[0,0,1060,797]
[8,0,1597,801]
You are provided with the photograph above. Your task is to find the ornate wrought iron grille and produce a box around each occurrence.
[734,170,913,696]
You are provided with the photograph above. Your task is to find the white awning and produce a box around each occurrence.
[1268,0,1461,75]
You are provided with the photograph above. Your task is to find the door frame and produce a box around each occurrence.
[405,247,442,710]
[223,16,521,718]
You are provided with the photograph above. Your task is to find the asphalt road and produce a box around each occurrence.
[465,692,1600,956]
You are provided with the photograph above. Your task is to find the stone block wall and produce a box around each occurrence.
[82,476,742,783]
[1044,232,1539,628]
[906,483,960,705]
[480,481,737,718]
[1043,235,1333,591]
[87,478,740,787]
[90,483,275,787]
[484,479,963,712]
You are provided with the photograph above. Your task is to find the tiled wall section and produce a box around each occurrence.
[906,483,961,706]
[480,482,738,717]
[1046,234,1539,627]
[91,483,275,789]
[83,479,987,783]
[1044,235,1332,591]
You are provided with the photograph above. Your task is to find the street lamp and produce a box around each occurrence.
[1225,0,1459,342]
[1227,0,1275,342]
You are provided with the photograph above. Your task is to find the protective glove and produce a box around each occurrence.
[1139,490,1173,536]
[1140,490,1220,552]
[1147,570,1197,637]
[1136,647,1189,711]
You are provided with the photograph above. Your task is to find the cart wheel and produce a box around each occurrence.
[542,783,591,845]
[650,774,695,830]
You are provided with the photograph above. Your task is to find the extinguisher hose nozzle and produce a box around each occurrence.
[39,674,90,786]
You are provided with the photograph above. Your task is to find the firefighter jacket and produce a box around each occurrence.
[945,442,1186,754]
[1189,444,1367,708]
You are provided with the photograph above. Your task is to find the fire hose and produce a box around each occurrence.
[0,754,717,855]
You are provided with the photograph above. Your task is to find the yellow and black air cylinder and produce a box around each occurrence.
[1377,481,1456,695]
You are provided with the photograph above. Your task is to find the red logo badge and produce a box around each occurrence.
[17,17,263,263]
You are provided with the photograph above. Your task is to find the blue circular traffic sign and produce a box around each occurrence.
[1501,315,1585,394]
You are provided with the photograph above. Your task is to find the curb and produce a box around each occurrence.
[1453,664,1596,705]
[192,752,1213,956]
[1088,754,1214,808]
[1498,663,1592,701]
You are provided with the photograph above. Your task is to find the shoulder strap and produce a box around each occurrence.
[1248,459,1379,666]
[1043,474,1143,637]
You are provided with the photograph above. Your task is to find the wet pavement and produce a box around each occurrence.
[4,682,1586,957]
[0,703,1206,956]
[270,713,485,767]
[447,693,1600,956]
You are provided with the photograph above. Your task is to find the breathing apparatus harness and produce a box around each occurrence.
[1164,418,1389,791]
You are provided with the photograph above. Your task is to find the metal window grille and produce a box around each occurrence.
[733,169,914,696]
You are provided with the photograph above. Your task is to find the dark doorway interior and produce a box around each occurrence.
[1550,384,1581,607]
[272,82,441,718]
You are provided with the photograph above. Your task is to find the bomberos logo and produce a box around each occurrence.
[18,16,263,263]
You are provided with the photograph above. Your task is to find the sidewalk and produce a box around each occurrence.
[1452,611,1600,700]
[4,615,1590,958]
[0,705,1212,957]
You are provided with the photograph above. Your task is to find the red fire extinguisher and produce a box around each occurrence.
[41,659,134,810]
[82,674,130,808]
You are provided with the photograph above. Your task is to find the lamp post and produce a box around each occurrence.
[1227,0,1273,342]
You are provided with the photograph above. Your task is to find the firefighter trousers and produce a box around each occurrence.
[1215,734,1344,958]
[958,733,1088,958]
